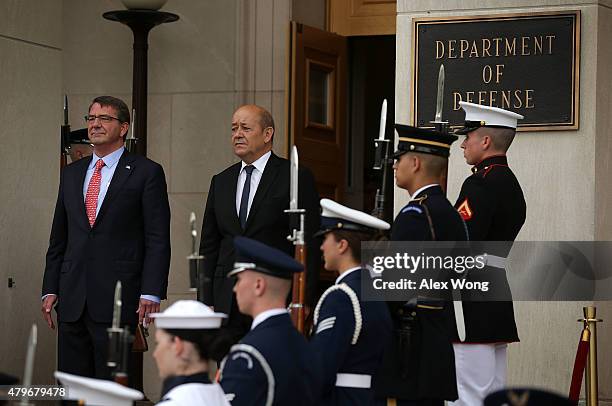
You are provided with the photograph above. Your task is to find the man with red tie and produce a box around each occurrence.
[41,96,171,379]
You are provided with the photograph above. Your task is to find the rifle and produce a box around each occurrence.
[431,64,466,342]
[371,99,392,222]
[286,146,307,334]
[60,94,71,170]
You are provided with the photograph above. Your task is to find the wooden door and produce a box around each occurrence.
[287,21,348,202]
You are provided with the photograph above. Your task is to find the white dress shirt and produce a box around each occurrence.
[235,151,272,220]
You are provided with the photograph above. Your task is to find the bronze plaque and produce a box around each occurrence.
[412,11,580,131]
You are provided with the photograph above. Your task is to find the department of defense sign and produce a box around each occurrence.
[412,11,580,131]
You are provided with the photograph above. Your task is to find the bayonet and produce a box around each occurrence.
[107,281,123,369]
[289,146,299,213]
[431,64,449,134]
[372,99,392,222]
[125,109,137,153]
[60,94,71,169]
[111,281,122,331]
[19,324,37,406]
[63,94,69,126]
[378,99,387,142]
[190,212,197,256]
[434,65,445,123]
[188,212,205,295]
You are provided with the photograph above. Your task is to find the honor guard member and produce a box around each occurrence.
[55,371,144,405]
[450,102,526,406]
[375,124,467,406]
[310,199,392,405]
[219,237,319,406]
[150,300,231,405]
[68,128,93,162]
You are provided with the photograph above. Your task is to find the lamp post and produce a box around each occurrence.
[103,8,178,156]
[102,3,179,396]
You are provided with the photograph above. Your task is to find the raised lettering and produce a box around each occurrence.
[436,40,445,59]
[521,36,530,56]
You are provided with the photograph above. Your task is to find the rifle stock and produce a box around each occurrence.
[290,244,307,333]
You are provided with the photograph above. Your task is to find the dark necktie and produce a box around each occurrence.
[239,165,255,229]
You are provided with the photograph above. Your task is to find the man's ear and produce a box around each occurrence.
[481,134,492,150]
[412,155,421,173]
[121,123,130,139]
[254,276,266,297]
[264,127,274,144]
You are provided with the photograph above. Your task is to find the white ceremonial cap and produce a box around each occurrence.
[55,371,143,406]
[316,198,390,237]
[456,101,524,134]
[150,300,227,329]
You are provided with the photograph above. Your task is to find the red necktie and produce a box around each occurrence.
[85,159,105,227]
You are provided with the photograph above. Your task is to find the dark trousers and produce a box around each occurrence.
[57,306,134,382]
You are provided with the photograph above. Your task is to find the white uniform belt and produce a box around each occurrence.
[485,254,506,269]
[335,373,371,389]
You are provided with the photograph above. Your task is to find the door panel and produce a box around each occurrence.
[288,21,347,203]
[327,0,396,36]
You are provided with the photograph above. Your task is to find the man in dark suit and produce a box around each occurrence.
[375,124,467,406]
[41,95,171,379]
[199,104,319,343]
[450,101,526,406]
[219,237,319,406]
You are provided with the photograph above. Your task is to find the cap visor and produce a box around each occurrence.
[313,228,332,238]
[227,268,244,278]
[391,150,407,159]
[454,126,477,135]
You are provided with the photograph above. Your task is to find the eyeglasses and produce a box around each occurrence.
[84,114,123,124]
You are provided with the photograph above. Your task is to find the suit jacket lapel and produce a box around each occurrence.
[245,153,282,230]
[74,156,93,229]
[222,163,243,234]
[93,150,135,227]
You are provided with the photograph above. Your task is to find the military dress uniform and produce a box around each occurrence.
[219,237,319,406]
[310,199,392,406]
[450,101,526,406]
[375,124,467,405]
[150,300,231,406]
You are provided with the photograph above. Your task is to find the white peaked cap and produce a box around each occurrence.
[55,371,143,406]
[150,300,227,329]
[320,198,390,231]
[459,101,523,130]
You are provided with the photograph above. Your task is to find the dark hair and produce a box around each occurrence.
[163,328,234,363]
[487,127,516,152]
[330,229,387,262]
[89,96,131,124]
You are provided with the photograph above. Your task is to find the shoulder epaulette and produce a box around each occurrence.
[401,194,429,214]
[479,164,509,178]
[313,284,362,345]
